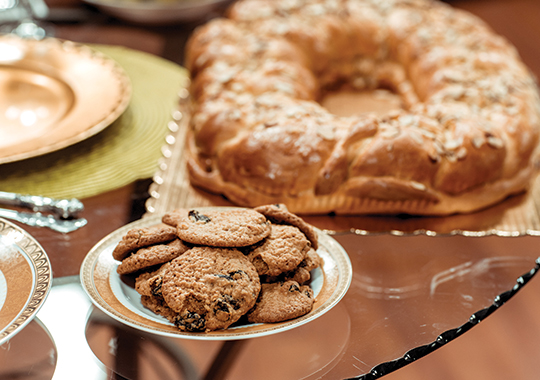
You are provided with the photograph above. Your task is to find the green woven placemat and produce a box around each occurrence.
[0,44,188,200]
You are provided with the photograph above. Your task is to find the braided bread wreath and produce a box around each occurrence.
[184,0,540,216]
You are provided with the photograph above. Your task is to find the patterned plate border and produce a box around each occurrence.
[0,35,132,164]
[0,218,53,345]
[80,211,353,340]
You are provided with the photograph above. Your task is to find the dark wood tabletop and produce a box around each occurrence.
[2,0,540,379]
[385,2,540,379]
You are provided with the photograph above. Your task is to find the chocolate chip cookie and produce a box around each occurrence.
[175,208,271,247]
[112,225,177,261]
[247,280,314,323]
[117,239,190,275]
[135,263,170,297]
[254,204,318,250]
[141,295,179,323]
[161,246,261,332]
[162,208,189,227]
[247,224,310,277]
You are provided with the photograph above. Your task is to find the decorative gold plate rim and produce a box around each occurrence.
[0,218,53,345]
[82,0,233,24]
[0,35,131,165]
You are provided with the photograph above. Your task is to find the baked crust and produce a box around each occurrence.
[185,0,540,215]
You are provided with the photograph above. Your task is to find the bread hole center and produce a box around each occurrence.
[320,88,404,118]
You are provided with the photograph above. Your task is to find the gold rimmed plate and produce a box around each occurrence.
[82,0,234,25]
[0,35,131,164]
[0,218,53,345]
[80,210,353,340]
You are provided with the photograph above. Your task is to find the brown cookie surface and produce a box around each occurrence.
[161,246,261,332]
[262,266,311,285]
[117,239,190,275]
[263,247,322,284]
[141,295,178,323]
[135,263,170,297]
[162,208,189,227]
[176,208,271,247]
[254,204,318,250]
[247,224,310,277]
[247,280,314,323]
[112,225,177,261]
[300,248,322,272]
[262,249,321,284]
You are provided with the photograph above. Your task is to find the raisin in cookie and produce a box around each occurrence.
[247,280,314,323]
[135,263,170,297]
[112,225,177,261]
[176,208,271,247]
[117,239,189,275]
[254,204,318,250]
[161,246,261,332]
[247,224,310,277]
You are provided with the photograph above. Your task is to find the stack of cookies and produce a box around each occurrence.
[112,204,322,332]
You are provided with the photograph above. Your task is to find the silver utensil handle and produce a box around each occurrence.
[0,191,84,219]
[0,208,87,233]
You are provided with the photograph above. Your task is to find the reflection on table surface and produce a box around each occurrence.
[0,318,57,379]
[3,232,537,380]
[0,0,540,379]
[84,234,538,380]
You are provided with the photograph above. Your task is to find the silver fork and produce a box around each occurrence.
[0,191,87,233]
[0,208,87,233]
[0,191,84,219]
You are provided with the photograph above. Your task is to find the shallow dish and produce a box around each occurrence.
[83,0,234,24]
[0,218,53,345]
[80,211,353,340]
[0,35,131,164]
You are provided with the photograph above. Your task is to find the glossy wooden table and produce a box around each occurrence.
[384,1,540,379]
[2,0,540,379]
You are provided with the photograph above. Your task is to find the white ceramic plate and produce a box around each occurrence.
[83,0,234,24]
[0,35,131,164]
[0,218,53,345]
[80,211,353,340]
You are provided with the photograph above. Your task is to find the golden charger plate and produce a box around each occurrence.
[80,210,353,340]
[0,35,131,164]
[0,218,53,345]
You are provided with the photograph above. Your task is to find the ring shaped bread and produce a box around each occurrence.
[184,0,540,215]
